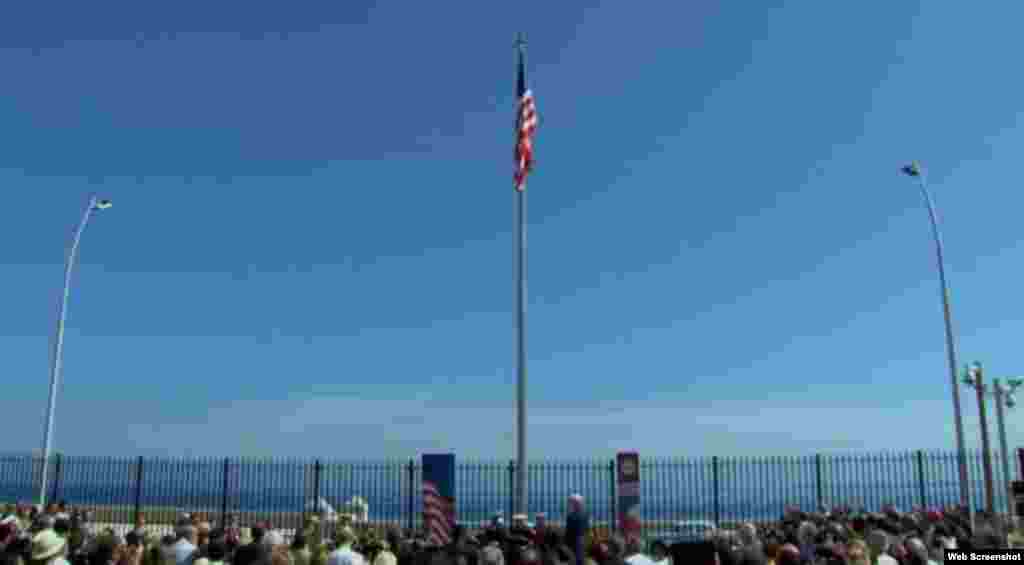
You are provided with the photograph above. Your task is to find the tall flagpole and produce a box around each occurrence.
[513,33,529,517]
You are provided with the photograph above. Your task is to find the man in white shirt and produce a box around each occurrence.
[327,526,365,565]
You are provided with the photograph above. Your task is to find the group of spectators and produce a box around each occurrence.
[0,497,1020,565]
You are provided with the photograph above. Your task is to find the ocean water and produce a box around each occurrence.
[1,452,1016,525]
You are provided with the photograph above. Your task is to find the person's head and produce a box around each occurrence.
[175,524,197,544]
[567,495,584,514]
[291,532,307,551]
[134,514,146,528]
[738,523,757,546]
[775,544,800,565]
[866,529,889,556]
[846,539,869,565]
[386,528,402,553]
[207,540,227,562]
[480,544,504,565]
[795,522,816,545]
[336,526,356,547]
[53,519,70,538]
[649,541,668,562]
[250,525,265,543]
[518,547,540,565]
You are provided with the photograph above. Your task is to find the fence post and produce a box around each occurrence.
[916,450,927,509]
[133,456,144,525]
[406,459,415,532]
[508,461,515,523]
[609,459,617,533]
[50,453,63,504]
[220,458,230,527]
[815,454,824,510]
[712,456,720,528]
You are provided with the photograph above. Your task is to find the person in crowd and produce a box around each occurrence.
[234,525,269,565]
[289,533,312,565]
[866,529,898,565]
[326,527,364,565]
[564,496,588,565]
[621,538,651,565]
[163,522,197,565]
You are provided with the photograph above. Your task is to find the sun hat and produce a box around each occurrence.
[32,529,67,561]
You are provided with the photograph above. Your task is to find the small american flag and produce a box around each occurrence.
[422,454,455,545]
[514,43,537,192]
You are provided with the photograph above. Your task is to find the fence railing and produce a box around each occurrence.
[0,449,1018,537]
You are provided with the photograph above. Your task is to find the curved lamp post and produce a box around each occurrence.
[38,195,113,506]
[901,162,973,528]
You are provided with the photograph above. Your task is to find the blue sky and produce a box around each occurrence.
[2,1,1024,460]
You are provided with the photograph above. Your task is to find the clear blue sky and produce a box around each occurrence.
[2,1,1024,460]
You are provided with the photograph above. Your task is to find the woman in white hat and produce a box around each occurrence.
[32,529,70,565]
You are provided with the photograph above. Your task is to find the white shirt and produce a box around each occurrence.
[625,554,656,565]
[168,539,197,565]
[877,555,899,565]
[327,545,365,565]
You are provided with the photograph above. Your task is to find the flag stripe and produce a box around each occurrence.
[423,480,453,545]
[514,47,537,192]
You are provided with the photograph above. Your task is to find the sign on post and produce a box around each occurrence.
[617,451,641,543]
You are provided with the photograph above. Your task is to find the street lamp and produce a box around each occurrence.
[969,370,1023,520]
[901,162,973,528]
[38,194,113,506]
[963,362,997,514]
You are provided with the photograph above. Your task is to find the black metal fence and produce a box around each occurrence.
[0,449,1018,537]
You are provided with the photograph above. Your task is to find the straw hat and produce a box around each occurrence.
[32,529,67,561]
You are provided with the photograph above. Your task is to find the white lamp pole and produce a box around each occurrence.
[38,194,113,506]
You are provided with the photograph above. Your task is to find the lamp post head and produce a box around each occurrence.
[901,162,922,177]
[91,199,113,211]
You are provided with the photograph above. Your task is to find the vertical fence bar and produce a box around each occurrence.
[916,450,927,510]
[712,456,720,527]
[507,461,515,523]
[50,453,63,504]
[220,457,229,527]
[608,459,616,534]
[134,456,144,525]
[404,460,413,531]
[815,454,824,511]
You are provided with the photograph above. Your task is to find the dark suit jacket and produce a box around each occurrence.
[233,542,270,565]
[564,512,589,565]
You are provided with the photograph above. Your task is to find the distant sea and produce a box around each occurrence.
[0,479,1010,524]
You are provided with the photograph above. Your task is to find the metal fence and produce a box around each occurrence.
[0,449,1018,537]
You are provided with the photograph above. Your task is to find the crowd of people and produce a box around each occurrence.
[1,497,1021,565]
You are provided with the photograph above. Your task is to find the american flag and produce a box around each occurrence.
[514,43,537,192]
[422,454,455,545]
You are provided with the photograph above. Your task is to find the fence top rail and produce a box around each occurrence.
[0,449,1011,464]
